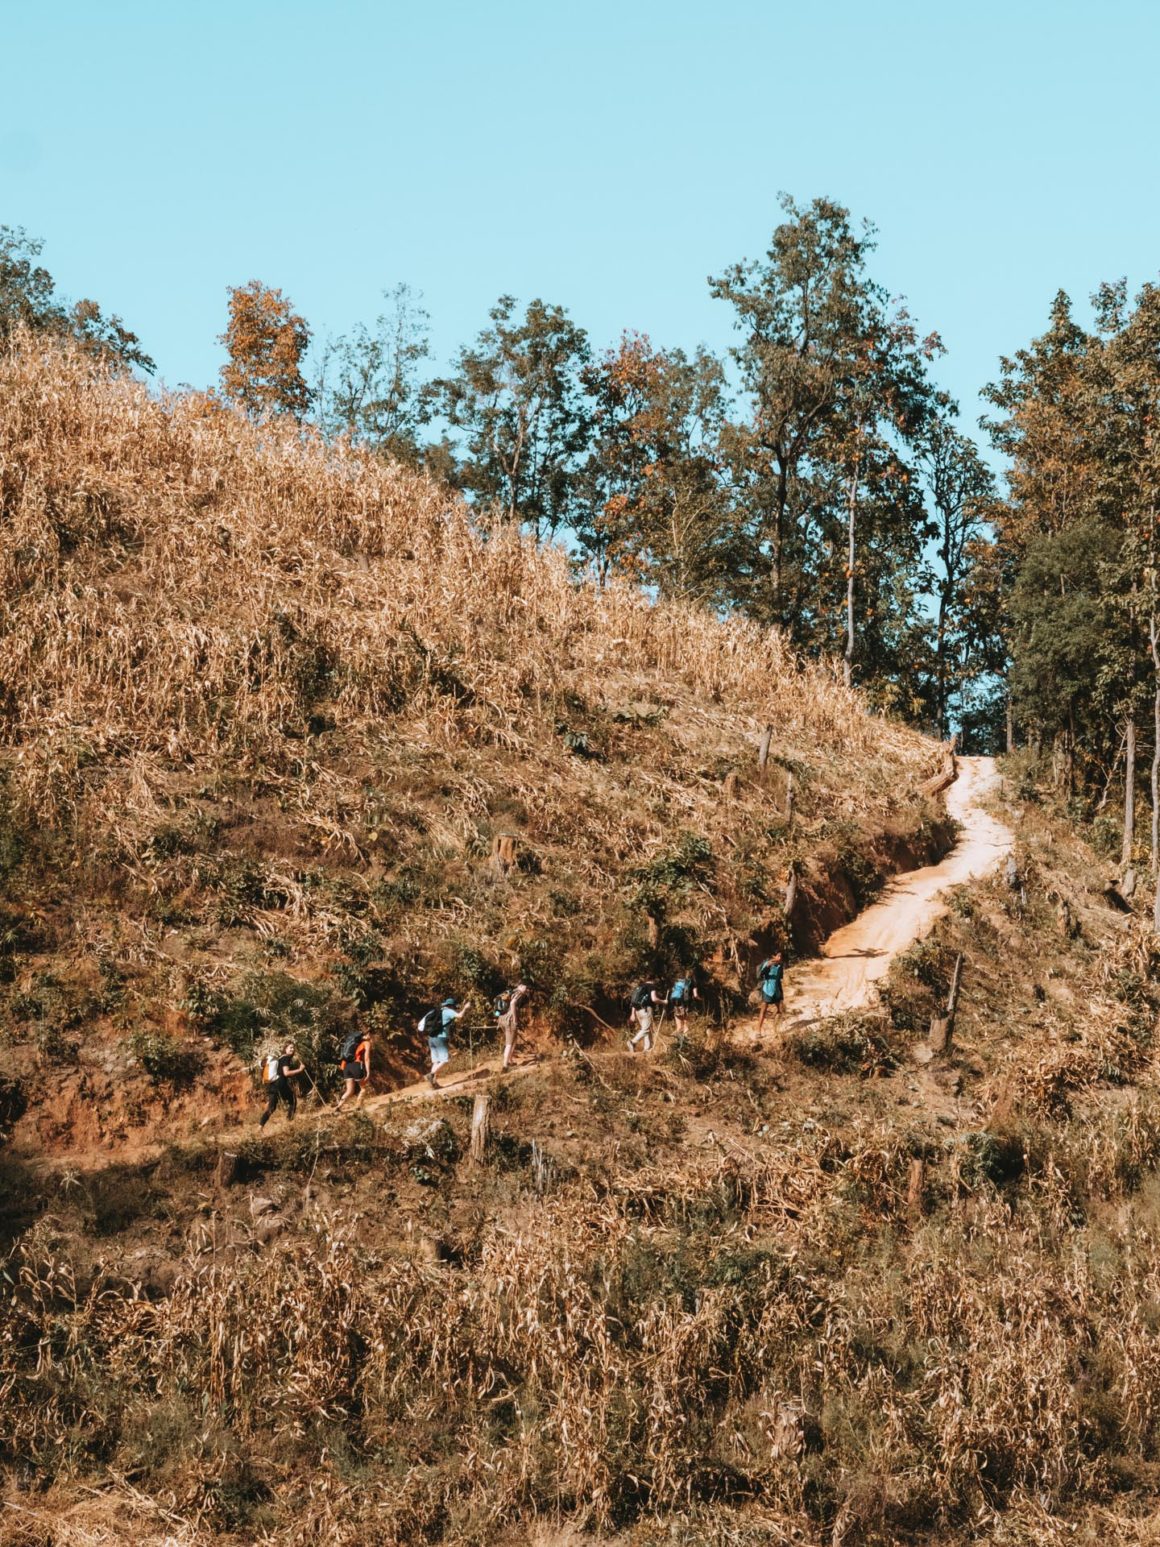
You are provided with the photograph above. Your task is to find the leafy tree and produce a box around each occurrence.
[316,283,432,462]
[916,410,1000,736]
[219,280,312,420]
[0,225,153,372]
[577,333,739,600]
[437,295,590,538]
[710,195,878,626]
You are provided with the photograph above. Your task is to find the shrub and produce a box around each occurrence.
[127,1031,204,1087]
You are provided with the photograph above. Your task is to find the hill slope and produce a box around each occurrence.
[0,337,945,1157]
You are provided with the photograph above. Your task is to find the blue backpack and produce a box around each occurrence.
[670,978,689,1004]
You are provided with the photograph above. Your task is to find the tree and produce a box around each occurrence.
[219,280,312,420]
[437,296,590,538]
[577,334,739,601]
[0,225,153,372]
[916,410,999,736]
[709,195,878,626]
[316,283,432,463]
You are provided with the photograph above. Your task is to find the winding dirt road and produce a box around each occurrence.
[372,756,1012,1106]
[776,755,1012,1028]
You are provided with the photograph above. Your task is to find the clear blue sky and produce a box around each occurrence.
[4,0,1159,429]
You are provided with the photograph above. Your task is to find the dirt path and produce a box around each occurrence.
[368,756,1012,1111]
[768,754,1012,1031]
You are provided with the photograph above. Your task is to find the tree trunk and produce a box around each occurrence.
[1005,697,1015,755]
[490,833,519,879]
[844,470,858,689]
[1123,716,1137,870]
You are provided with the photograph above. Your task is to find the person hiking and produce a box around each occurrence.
[421,996,471,1090]
[494,982,529,1071]
[668,971,699,1033]
[627,981,665,1053]
[757,950,785,1032]
[335,1029,372,1109]
[259,1042,304,1127]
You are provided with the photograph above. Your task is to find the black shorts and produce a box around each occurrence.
[343,1060,367,1082]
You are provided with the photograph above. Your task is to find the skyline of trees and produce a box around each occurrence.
[24,202,1153,761]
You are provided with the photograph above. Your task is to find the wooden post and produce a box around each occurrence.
[758,725,772,770]
[785,772,795,826]
[928,952,964,1055]
[906,1157,925,1216]
[723,769,741,801]
[490,833,518,878]
[215,1150,239,1190]
[470,1093,490,1163]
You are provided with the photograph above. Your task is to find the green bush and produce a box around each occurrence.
[127,1031,204,1087]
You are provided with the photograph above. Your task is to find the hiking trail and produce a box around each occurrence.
[365,754,1012,1110]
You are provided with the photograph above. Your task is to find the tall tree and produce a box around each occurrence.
[0,225,153,372]
[316,283,432,462]
[577,334,739,601]
[219,280,312,420]
[709,195,877,627]
[916,410,999,736]
[437,296,590,538]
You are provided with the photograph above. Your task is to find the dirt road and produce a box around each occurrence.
[774,755,1012,1029]
[371,756,1012,1107]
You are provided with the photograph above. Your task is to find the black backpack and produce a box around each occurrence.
[493,991,511,1018]
[421,1007,444,1036]
[630,983,653,1010]
[339,1030,362,1063]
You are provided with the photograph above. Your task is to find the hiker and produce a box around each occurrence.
[494,982,530,1071]
[259,1042,305,1127]
[335,1028,372,1109]
[756,950,785,1032]
[668,971,699,1033]
[627,981,665,1053]
[421,996,471,1090]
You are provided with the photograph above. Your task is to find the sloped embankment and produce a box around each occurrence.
[0,335,941,1159]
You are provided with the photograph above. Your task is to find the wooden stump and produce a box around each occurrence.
[758,724,772,770]
[470,1094,490,1163]
[786,772,795,826]
[215,1150,239,1190]
[906,1158,925,1216]
[723,769,741,801]
[490,833,518,878]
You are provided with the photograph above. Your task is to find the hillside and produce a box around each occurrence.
[0,337,945,1159]
[13,340,1160,1547]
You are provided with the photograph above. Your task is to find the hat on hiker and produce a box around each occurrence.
[442,996,458,1008]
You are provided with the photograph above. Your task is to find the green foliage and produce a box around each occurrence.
[183,971,352,1091]
[786,1013,897,1076]
[0,225,153,371]
[127,1031,204,1088]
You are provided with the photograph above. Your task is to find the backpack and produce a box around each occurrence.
[630,983,653,1010]
[670,978,689,1004]
[262,1051,281,1082]
[339,1030,362,1063]
[421,1007,444,1036]
[493,991,511,1019]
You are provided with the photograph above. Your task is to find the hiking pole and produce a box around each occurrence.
[302,1067,333,1112]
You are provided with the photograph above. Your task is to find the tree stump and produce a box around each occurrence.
[723,769,741,801]
[785,772,795,826]
[906,1157,925,1216]
[215,1150,239,1190]
[470,1093,490,1163]
[490,833,518,878]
